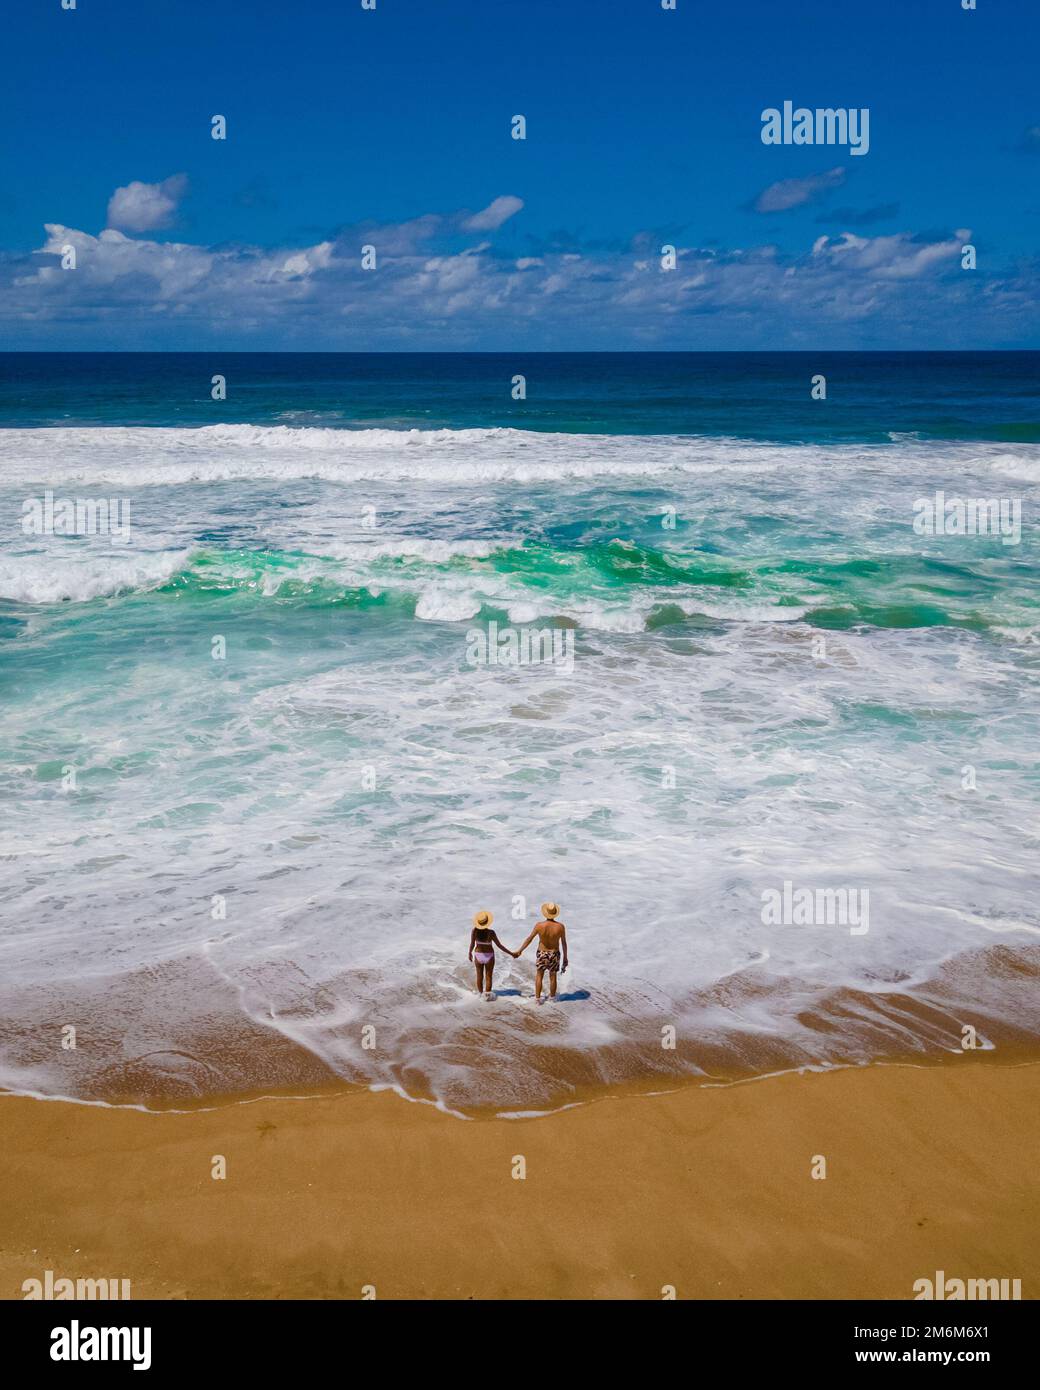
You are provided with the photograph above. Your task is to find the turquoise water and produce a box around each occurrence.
[0,353,1038,1110]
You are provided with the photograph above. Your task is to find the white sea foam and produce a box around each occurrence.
[988,452,1040,483]
[321,538,502,562]
[0,422,988,488]
[414,588,482,621]
[0,548,191,604]
[0,423,749,487]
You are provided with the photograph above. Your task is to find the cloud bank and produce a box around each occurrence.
[2,182,1036,349]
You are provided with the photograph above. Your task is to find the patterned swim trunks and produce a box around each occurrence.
[536,948,561,974]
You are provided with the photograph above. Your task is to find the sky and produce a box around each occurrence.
[1,0,1038,350]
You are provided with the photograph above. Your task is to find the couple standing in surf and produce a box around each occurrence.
[469,904,568,1003]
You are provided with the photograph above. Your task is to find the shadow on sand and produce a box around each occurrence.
[489,989,592,1000]
[488,988,591,1002]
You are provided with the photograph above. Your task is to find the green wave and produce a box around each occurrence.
[121,538,1040,634]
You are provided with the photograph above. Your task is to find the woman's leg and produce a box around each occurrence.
[475,961,485,993]
[485,960,495,996]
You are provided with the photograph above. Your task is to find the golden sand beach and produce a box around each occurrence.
[2,1059,1036,1301]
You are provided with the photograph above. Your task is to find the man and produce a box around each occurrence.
[516,902,568,1002]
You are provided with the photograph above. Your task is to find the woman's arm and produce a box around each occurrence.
[491,931,519,958]
[468,927,476,961]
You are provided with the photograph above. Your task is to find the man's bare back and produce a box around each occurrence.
[534,919,565,951]
[517,904,568,1001]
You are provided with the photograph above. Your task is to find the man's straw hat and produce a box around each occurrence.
[473,910,494,928]
[541,902,559,919]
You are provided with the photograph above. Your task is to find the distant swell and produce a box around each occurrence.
[2,422,1038,489]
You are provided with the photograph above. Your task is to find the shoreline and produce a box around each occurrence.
[2,1056,1037,1300]
[4,940,1037,1113]
[3,1041,1040,1120]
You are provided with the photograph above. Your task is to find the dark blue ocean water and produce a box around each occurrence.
[1,351,1037,440]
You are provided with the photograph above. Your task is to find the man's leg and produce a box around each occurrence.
[535,967,544,1000]
[549,964,558,998]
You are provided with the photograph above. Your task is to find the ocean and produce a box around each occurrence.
[0,351,1037,1113]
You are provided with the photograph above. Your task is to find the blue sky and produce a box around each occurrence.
[2,0,1038,349]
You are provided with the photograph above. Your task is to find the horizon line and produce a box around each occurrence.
[2,348,1038,357]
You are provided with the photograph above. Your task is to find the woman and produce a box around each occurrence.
[468,909,517,998]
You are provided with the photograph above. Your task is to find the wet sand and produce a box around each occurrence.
[1,1059,1037,1300]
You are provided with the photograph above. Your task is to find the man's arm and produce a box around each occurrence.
[559,924,568,971]
[516,929,538,956]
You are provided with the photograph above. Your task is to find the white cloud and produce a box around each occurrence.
[461,196,523,232]
[106,175,188,233]
[20,224,215,299]
[281,242,334,278]
[755,168,845,213]
[811,229,966,279]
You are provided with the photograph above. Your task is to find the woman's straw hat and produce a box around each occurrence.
[541,902,559,919]
[473,910,494,928]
